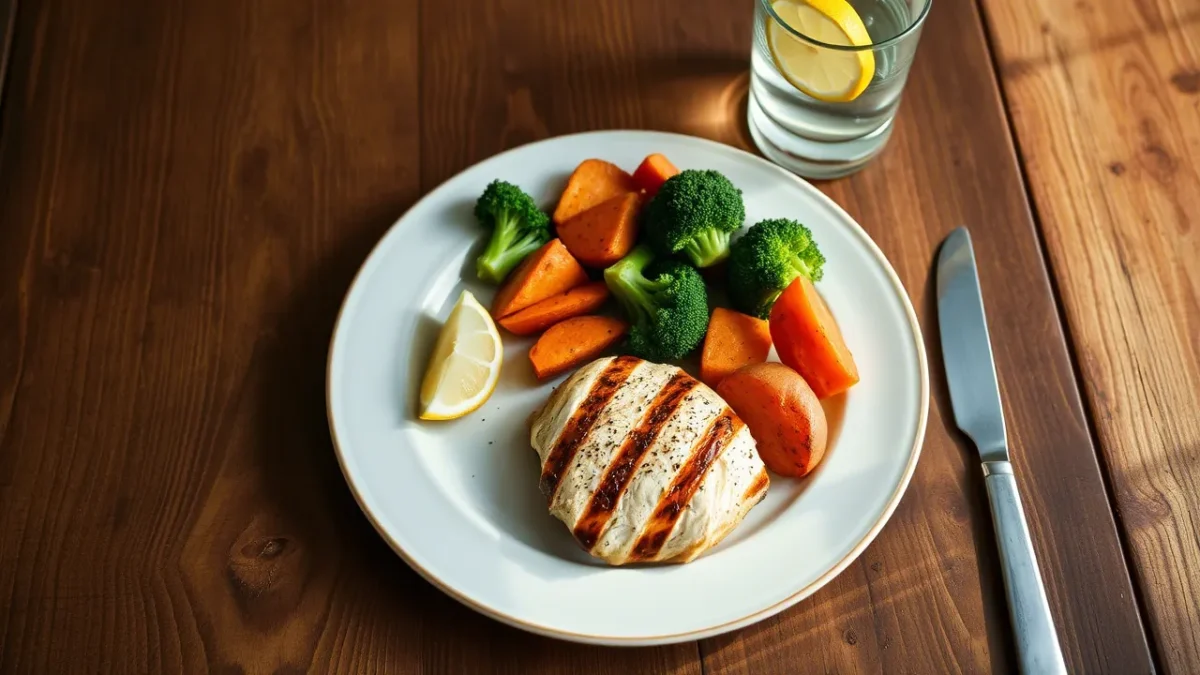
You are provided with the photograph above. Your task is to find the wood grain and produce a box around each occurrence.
[418,0,1151,669]
[0,0,1155,672]
[0,0,700,673]
[698,0,1155,671]
[0,0,14,112]
[979,0,1200,671]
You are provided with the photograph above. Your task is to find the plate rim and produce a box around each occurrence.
[325,129,930,646]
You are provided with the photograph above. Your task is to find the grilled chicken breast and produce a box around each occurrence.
[530,356,769,565]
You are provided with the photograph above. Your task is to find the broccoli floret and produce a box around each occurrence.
[643,169,746,268]
[473,180,552,284]
[728,218,826,319]
[603,245,710,362]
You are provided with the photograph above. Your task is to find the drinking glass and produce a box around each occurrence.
[747,0,932,179]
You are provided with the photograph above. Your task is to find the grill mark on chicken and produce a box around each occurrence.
[743,468,770,503]
[572,372,698,550]
[629,409,741,561]
[539,356,639,501]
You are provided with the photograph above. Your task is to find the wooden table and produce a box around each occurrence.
[0,0,1194,672]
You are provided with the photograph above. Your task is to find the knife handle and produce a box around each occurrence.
[983,461,1068,675]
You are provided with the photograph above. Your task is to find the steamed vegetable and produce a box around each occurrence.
[557,192,642,268]
[716,362,828,477]
[603,245,709,361]
[529,315,628,380]
[728,218,826,319]
[700,307,773,387]
[631,153,680,198]
[498,282,610,336]
[643,169,745,268]
[492,238,589,319]
[553,159,638,225]
[473,180,552,284]
[769,276,859,399]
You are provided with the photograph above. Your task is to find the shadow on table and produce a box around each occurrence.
[922,253,1016,674]
[494,50,757,159]
[610,52,756,151]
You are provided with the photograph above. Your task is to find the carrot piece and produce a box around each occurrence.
[491,239,589,319]
[700,307,773,387]
[631,153,680,198]
[498,282,610,336]
[768,277,859,399]
[557,192,642,268]
[553,159,638,225]
[529,315,628,380]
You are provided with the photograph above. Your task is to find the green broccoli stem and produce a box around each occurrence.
[751,257,811,310]
[681,229,732,268]
[603,246,666,325]
[788,256,816,281]
[754,289,784,319]
[476,212,536,284]
[477,237,544,284]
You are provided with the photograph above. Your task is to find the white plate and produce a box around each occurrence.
[327,131,928,645]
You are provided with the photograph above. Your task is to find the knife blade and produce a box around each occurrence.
[936,227,1008,462]
[936,227,1067,675]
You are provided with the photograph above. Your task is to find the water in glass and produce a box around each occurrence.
[748,0,930,178]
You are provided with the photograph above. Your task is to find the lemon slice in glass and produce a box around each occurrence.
[767,0,876,103]
[419,290,503,421]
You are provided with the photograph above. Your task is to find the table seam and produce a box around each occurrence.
[0,0,16,123]
[969,0,1162,671]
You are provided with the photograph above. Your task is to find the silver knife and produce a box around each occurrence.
[936,227,1068,675]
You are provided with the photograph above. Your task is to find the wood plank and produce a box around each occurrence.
[978,0,1200,671]
[0,0,14,111]
[0,0,423,669]
[0,0,1153,673]
[419,0,1152,673]
[0,0,696,672]
[703,0,1155,671]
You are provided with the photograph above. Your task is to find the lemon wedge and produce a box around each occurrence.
[767,0,875,103]
[419,290,503,421]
